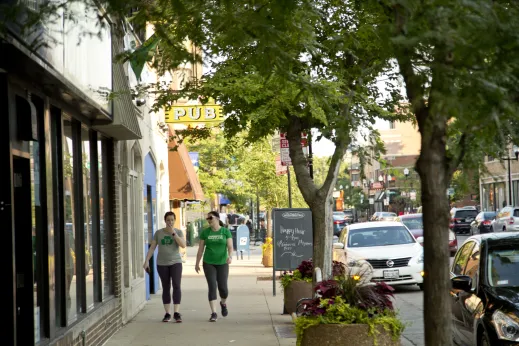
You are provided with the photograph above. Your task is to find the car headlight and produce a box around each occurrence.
[417,252,424,264]
[493,310,519,341]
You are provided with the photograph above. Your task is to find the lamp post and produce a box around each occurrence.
[378,175,384,211]
[502,145,519,206]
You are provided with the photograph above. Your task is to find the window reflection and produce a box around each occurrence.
[98,140,112,298]
[62,119,77,324]
[81,128,94,310]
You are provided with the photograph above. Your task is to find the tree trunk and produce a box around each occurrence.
[309,192,334,280]
[416,131,452,346]
[286,117,347,280]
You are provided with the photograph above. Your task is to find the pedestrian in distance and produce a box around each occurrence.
[195,211,233,322]
[143,211,186,323]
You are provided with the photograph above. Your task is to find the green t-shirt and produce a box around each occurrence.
[200,227,232,265]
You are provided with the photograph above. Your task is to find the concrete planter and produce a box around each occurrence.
[283,281,313,314]
[300,323,399,346]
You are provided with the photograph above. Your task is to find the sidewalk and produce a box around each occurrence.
[104,245,422,346]
[104,246,295,346]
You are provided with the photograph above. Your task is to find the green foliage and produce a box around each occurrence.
[280,269,312,290]
[294,297,405,346]
[185,132,307,210]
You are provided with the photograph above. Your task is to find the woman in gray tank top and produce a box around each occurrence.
[144,212,186,322]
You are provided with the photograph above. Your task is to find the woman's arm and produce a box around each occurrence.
[173,230,186,248]
[143,240,157,268]
[226,238,233,264]
[195,240,205,273]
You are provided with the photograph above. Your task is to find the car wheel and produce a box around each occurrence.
[418,283,424,291]
[480,331,491,346]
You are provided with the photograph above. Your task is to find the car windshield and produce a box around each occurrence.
[455,210,478,218]
[381,213,396,217]
[487,247,519,287]
[344,210,354,216]
[347,226,415,248]
[401,217,423,230]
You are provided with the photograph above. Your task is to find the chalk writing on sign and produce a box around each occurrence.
[277,226,312,257]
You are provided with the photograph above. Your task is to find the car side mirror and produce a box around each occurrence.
[451,275,472,292]
[416,236,424,244]
[333,242,345,249]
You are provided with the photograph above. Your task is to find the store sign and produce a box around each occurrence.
[165,105,224,124]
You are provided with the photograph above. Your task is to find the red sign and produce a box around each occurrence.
[279,132,308,166]
[275,155,288,175]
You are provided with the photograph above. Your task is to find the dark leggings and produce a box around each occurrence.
[203,262,229,301]
[157,263,182,305]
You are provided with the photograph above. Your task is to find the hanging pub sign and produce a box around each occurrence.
[165,105,225,124]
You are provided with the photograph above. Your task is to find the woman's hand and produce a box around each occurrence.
[195,263,201,274]
[143,261,150,273]
[226,256,232,264]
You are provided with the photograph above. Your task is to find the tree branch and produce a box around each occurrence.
[447,133,468,176]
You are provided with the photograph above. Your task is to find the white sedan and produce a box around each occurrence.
[334,221,425,290]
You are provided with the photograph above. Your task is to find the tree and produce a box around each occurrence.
[366,1,519,344]
[186,133,307,212]
[124,0,401,279]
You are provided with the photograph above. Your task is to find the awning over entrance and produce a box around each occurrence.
[168,128,204,201]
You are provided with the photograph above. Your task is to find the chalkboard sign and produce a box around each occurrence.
[273,208,313,271]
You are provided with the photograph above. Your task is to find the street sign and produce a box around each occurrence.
[447,188,455,196]
[279,132,308,166]
[383,198,389,206]
[410,191,417,201]
[369,198,374,205]
[275,155,287,175]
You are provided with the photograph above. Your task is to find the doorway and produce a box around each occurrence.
[13,156,36,344]
[146,184,155,294]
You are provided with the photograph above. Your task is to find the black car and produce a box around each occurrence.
[450,208,479,234]
[470,212,497,235]
[450,232,519,346]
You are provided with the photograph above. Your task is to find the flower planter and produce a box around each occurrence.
[300,323,399,346]
[284,281,313,314]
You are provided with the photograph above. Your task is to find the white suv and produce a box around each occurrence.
[493,206,519,232]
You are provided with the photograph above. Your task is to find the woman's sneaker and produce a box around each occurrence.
[220,302,228,317]
[173,312,182,323]
[162,313,171,322]
[209,312,218,322]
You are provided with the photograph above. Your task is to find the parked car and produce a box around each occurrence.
[395,213,423,239]
[343,209,356,223]
[335,221,424,290]
[370,212,383,221]
[470,211,497,235]
[395,213,458,256]
[333,211,348,236]
[450,208,479,234]
[493,206,519,233]
[378,212,397,221]
[449,232,519,346]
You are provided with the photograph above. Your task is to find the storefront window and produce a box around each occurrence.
[62,119,77,324]
[81,128,94,311]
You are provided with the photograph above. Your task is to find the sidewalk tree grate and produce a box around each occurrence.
[274,324,296,338]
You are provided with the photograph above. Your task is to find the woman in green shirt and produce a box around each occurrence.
[195,211,233,322]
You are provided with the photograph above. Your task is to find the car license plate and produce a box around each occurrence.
[383,270,399,279]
